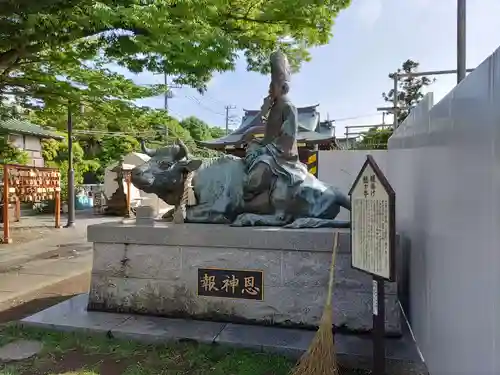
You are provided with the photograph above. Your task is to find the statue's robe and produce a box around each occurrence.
[244,95,309,187]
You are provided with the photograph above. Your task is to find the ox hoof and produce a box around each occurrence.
[231,213,289,227]
[230,214,251,227]
[162,208,175,220]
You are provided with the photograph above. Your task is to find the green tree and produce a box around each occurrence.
[209,126,226,139]
[180,116,228,141]
[382,59,434,124]
[0,47,163,119]
[356,127,393,150]
[42,137,100,199]
[1,0,352,114]
[32,102,198,182]
[180,116,213,141]
[97,135,139,168]
[30,102,193,152]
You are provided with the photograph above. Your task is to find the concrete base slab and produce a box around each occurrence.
[111,315,226,344]
[22,294,131,333]
[215,323,316,358]
[21,294,427,375]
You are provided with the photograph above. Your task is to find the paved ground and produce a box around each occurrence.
[0,211,121,321]
[18,294,425,375]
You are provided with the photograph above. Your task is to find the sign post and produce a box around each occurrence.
[349,155,396,375]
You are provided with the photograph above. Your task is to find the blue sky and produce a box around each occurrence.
[123,0,500,137]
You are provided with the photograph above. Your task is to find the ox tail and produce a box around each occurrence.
[284,218,350,229]
[335,190,351,211]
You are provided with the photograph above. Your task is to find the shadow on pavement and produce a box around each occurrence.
[0,295,75,324]
[0,272,90,323]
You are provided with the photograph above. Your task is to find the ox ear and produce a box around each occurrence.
[178,159,202,172]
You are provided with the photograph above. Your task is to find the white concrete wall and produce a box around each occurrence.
[317,47,500,375]
[318,150,389,221]
[385,49,500,374]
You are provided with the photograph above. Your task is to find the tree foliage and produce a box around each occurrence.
[31,101,198,182]
[0,0,351,116]
[0,43,164,118]
[42,136,100,199]
[209,126,226,139]
[357,127,393,150]
[32,101,225,180]
[180,116,225,142]
[0,136,30,164]
[1,0,353,188]
[382,59,435,124]
[97,135,139,167]
[30,102,192,147]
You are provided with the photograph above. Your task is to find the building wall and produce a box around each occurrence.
[8,134,44,167]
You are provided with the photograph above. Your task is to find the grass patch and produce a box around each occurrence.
[0,324,294,375]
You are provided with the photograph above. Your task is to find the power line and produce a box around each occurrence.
[183,94,226,116]
[200,92,230,108]
[331,113,381,122]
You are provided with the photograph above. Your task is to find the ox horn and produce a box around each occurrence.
[139,139,156,157]
[175,138,189,160]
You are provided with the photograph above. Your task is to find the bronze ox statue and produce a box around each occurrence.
[130,139,350,228]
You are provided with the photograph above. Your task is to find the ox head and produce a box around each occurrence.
[131,139,202,205]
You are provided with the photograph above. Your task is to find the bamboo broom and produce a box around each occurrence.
[290,231,340,375]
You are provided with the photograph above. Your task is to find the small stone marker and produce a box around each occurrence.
[0,340,43,361]
[135,205,155,226]
[349,155,396,375]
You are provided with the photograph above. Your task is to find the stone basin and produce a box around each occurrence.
[87,222,404,336]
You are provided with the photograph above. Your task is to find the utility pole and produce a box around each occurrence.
[457,0,466,83]
[164,72,169,139]
[225,105,236,135]
[64,102,75,228]
[64,102,84,228]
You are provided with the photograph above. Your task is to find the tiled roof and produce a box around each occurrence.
[200,106,338,149]
[0,119,64,140]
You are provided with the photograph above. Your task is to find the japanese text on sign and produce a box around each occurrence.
[5,167,61,203]
[350,158,394,280]
[197,268,264,300]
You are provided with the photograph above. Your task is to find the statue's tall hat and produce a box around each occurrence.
[270,50,291,86]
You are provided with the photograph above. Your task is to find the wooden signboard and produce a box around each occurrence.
[197,268,264,301]
[349,155,395,281]
[1,164,61,244]
[348,155,396,375]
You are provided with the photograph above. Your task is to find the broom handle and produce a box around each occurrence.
[325,231,339,307]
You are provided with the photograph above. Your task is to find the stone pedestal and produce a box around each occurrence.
[135,206,155,226]
[87,223,403,336]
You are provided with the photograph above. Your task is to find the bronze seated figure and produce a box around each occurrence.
[130,50,351,228]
